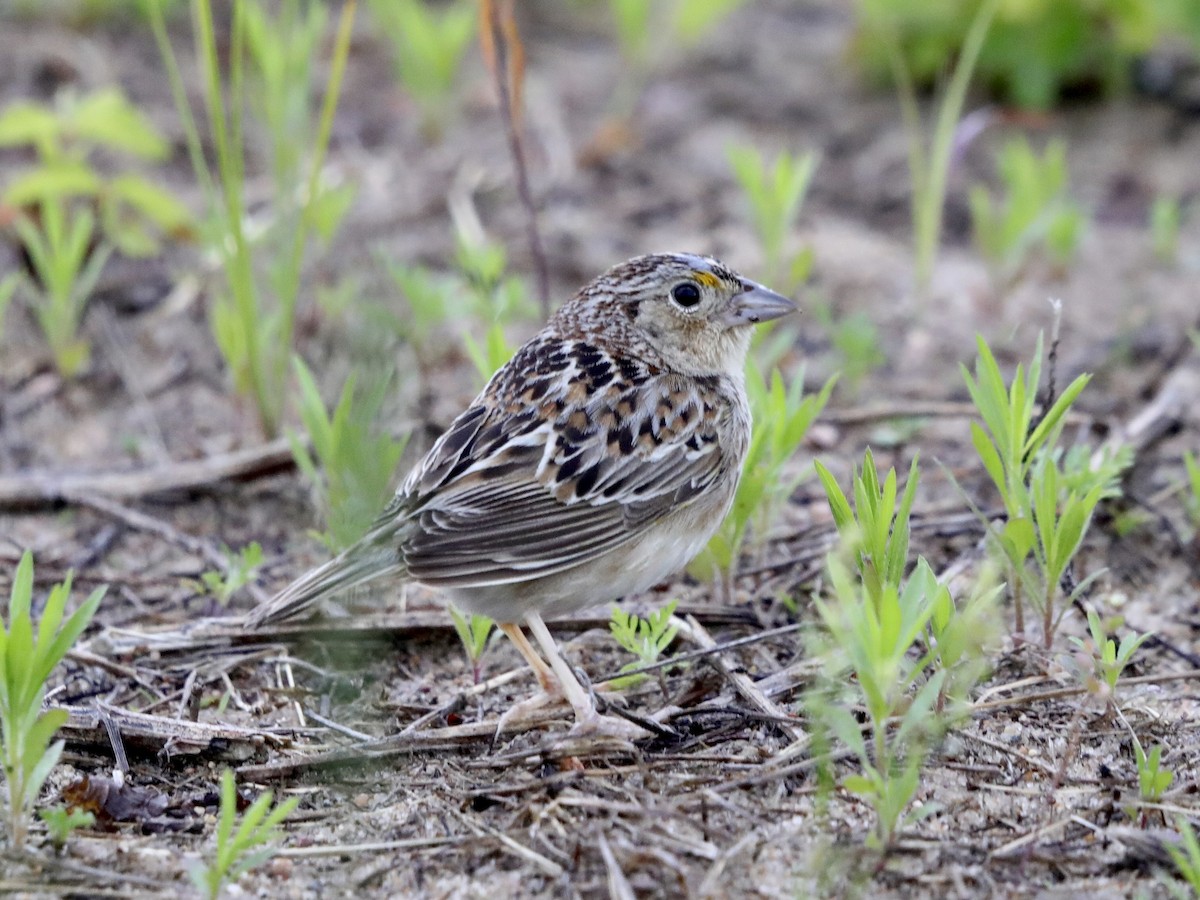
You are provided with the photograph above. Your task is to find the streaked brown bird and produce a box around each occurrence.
[247,253,795,736]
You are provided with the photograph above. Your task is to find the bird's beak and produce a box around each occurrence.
[719,280,797,327]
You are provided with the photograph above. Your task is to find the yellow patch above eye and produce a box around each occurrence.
[691,270,720,289]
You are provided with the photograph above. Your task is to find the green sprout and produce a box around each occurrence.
[367,0,476,137]
[919,559,1001,711]
[0,551,105,850]
[1183,451,1200,533]
[1027,453,1107,644]
[189,770,299,900]
[1133,739,1173,808]
[813,306,887,392]
[962,333,1092,644]
[1068,610,1152,702]
[1166,816,1200,897]
[11,200,110,377]
[454,235,537,385]
[384,259,460,368]
[816,449,919,607]
[853,0,1177,111]
[694,363,834,587]
[0,86,189,371]
[462,323,518,387]
[1055,443,1132,502]
[807,454,991,848]
[289,357,408,552]
[969,137,1086,289]
[1150,195,1181,264]
[808,550,944,850]
[727,145,818,291]
[448,607,494,684]
[39,805,96,853]
[193,543,265,608]
[609,0,750,70]
[607,600,680,689]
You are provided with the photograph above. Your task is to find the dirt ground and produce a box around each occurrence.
[2,1,1200,897]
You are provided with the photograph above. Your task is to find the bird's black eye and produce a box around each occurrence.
[671,282,701,309]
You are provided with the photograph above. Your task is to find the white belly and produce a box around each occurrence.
[445,493,729,623]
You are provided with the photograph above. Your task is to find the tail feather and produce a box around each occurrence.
[246,540,406,627]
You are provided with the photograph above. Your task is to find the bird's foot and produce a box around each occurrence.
[567,708,650,741]
[493,688,562,740]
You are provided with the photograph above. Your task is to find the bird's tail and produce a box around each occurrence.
[246,527,407,627]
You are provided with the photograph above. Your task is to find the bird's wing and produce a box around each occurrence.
[392,351,741,587]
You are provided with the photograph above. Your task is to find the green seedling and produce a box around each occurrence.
[969,137,1085,288]
[813,306,886,391]
[39,805,95,852]
[455,235,537,324]
[807,456,992,848]
[875,0,999,295]
[1068,610,1152,703]
[695,363,834,587]
[918,559,1000,711]
[1183,451,1200,532]
[607,0,750,112]
[727,145,818,291]
[607,599,679,689]
[189,770,298,900]
[961,333,1090,642]
[808,550,945,850]
[289,356,407,551]
[0,86,191,258]
[0,552,105,850]
[243,0,357,241]
[609,0,654,69]
[11,200,110,376]
[386,241,533,387]
[243,0,323,185]
[1112,508,1150,538]
[610,0,749,69]
[448,607,494,684]
[453,234,537,385]
[193,543,264,608]
[816,449,919,608]
[1055,442,1132,502]
[1134,738,1173,807]
[1029,453,1106,645]
[367,0,475,137]
[147,0,356,437]
[0,273,17,341]
[1167,816,1200,897]
[384,259,458,359]
[1151,195,1181,264]
[462,322,518,386]
[0,88,183,370]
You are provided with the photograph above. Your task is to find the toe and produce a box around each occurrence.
[569,711,650,741]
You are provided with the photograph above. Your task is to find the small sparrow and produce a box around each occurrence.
[247,253,795,736]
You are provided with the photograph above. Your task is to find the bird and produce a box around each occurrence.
[246,252,796,737]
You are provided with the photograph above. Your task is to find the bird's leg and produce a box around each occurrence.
[523,612,647,739]
[492,616,648,741]
[492,621,565,739]
[497,622,557,693]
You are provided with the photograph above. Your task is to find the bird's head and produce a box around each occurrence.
[567,252,796,376]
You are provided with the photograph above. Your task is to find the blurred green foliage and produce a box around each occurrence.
[853,0,1200,110]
